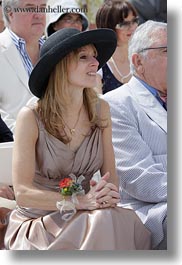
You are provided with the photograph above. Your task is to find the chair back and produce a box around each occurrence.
[0,142,13,185]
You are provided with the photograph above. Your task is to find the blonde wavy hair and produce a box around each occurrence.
[37,47,104,144]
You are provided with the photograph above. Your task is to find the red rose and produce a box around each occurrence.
[59,178,73,188]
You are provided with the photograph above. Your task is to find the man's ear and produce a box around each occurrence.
[7,11,14,22]
[132,53,144,74]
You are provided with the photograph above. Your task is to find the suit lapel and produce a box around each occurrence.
[0,29,28,88]
[128,77,167,133]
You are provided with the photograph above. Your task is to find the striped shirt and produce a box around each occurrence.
[8,29,45,76]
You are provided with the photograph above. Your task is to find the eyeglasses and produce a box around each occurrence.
[138,46,167,53]
[116,17,139,30]
[61,17,82,26]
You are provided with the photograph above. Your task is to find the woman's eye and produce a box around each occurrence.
[80,55,87,59]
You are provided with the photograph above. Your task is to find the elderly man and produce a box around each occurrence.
[103,20,167,250]
[0,0,47,132]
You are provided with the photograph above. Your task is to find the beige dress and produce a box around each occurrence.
[4,109,151,250]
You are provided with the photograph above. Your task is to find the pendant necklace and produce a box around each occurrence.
[62,105,83,136]
[110,57,131,83]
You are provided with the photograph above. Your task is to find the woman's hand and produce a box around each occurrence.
[76,184,100,210]
[94,172,120,208]
[78,172,120,210]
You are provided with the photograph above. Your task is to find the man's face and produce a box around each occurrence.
[8,0,46,39]
[137,30,167,96]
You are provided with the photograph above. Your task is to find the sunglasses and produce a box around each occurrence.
[0,1,2,6]
[116,17,139,30]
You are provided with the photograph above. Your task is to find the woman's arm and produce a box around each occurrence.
[87,99,120,208]
[13,107,62,211]
[99,99,119,187]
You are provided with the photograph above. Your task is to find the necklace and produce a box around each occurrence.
[110,57,131,83]
[62,105,83,135]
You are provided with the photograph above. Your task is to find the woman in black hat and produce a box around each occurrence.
[4,28,151,250]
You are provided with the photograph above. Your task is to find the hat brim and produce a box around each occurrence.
[47,12,89,36]
[29,28,117,98]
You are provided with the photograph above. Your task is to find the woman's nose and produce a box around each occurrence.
[90,57,99,66]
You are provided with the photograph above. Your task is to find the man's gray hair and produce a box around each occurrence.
[128,20,167,74]
[2,0,20,26]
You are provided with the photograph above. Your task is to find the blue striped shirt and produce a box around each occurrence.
[8,29,45,76]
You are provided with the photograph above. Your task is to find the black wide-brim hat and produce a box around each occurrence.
[29,28,117,98]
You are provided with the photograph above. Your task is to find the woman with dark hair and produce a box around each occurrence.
[96,0,139,93]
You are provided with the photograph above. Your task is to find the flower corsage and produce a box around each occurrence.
[56,174,85,221]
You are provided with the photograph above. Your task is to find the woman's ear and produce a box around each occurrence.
[132,53,144,74]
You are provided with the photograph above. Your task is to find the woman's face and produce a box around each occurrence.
[67,45,99,90]
[115,12,139,45]
[53,13,83,32]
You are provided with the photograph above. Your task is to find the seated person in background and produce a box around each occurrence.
[103,20,167,250]
[0,0,47,132]
[5,28,151,250]
[46,0,89,37]
[95,0,139,94]
[127,0,167,24]
[0,115,13,143]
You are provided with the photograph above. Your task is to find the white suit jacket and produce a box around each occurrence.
[103,76,167,248]
[0,28,36,132]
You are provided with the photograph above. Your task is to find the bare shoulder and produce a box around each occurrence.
[16,107,38,137]
[17,106,36,122]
